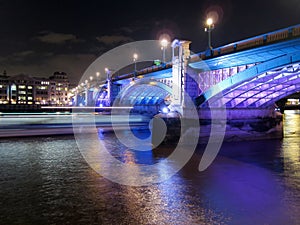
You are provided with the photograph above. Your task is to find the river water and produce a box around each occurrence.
[0,110,299,225]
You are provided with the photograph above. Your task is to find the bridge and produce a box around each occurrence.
[72,24,300,141]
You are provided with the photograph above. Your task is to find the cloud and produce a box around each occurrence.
[35,32,78,44]
[13,50,35,57]
[96,35,134,45]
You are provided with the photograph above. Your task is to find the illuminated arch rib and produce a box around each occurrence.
[198,51,300,108]
[115,79,172,106]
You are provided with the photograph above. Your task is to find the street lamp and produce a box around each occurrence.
[204,17,214,50]
[96,72,100,80]
[95,72,100,86]
[105,68,110,79]
[160,39,168,64]
[133,53,138,72]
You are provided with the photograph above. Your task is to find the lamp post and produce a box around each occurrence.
[95,72,100,89]
[160,39,168,64]
[133,53,138,72]
[89,76,93,88]
[133,53,138,80]
[204,17,214,50]
[84,79,89,106]
[105,68,110,79]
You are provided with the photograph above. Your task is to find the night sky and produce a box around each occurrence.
[0,0,299,85]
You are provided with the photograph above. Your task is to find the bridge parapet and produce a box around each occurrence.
[193,24,300,61]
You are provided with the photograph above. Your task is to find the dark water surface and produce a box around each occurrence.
[0,110,299,225]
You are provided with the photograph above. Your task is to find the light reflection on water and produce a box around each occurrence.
[0,110,299,224]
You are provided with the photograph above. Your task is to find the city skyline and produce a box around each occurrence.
[0,0,299,85]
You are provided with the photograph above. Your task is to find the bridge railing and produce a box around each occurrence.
[112,63,172,82]
[193,23,300,61]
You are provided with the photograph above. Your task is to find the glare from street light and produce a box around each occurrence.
[89,76,93,81]
[160,39,168,48]
[96,72,100,77]
[160,39,168,63]
[206,18,213,26]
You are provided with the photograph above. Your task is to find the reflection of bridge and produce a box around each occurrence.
[74,24,300,141]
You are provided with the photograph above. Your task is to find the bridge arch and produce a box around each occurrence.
[198,51,300,108]
[114,78,172,109]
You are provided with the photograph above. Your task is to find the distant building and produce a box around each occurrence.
[8,74,36,105]
[49,72,70,105]
[33,77,51,105]
[0,71,70,106]
[0,71,9,104]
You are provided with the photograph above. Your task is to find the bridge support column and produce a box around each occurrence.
[111,83,122,106]
[153,39,202,147]
[84,89,88,106]
[169,39,191,116]
[73,92,78,106]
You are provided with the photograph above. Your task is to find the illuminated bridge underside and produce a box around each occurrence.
[201,51,300,108]
[116,79,171,106]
